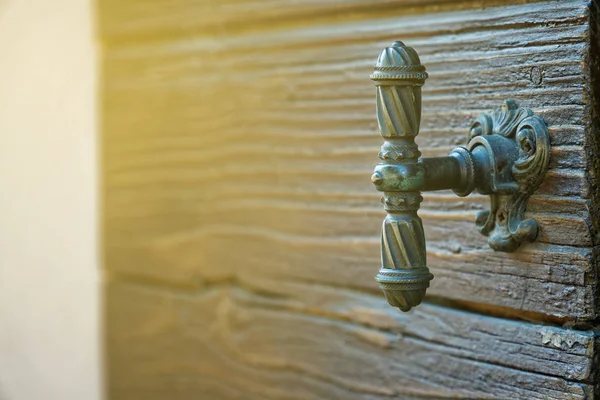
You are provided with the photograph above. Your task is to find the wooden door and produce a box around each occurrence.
[100,0,600,398]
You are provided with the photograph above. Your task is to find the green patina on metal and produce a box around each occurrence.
[371,42,551,312]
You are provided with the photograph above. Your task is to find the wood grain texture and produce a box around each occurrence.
[107,223,596,320]
[101,0,600,398]
[103,0,597,319]
[107,280,596,400]
[98,0,551,41]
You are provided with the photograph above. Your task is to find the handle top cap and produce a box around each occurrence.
[370,41,428,84]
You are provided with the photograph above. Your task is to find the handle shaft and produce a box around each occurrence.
[371,42,433,311]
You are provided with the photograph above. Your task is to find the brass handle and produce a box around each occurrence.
[371,42,551,311]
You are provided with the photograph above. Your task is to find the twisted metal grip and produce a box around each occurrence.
[370,42,551,312]
[370,42,432,311]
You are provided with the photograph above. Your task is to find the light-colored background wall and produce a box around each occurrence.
[0,1,100,399]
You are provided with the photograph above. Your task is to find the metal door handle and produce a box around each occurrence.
[371,42,551,311]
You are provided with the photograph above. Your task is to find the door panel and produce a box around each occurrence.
[101,0,600,398]
[108,281,594,399]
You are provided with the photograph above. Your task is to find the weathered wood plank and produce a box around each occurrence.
[106,184,592,217]
[98,0,555,41]
[105,161,590,199]
[107,280,596,400]
[106,225,596,319]
[106,192,594,247]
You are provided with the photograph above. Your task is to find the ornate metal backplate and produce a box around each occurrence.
[467,100,550,252]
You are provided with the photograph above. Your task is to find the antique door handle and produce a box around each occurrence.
[371,42,551,311]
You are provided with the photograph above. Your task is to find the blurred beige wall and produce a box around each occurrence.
[0,1,100,399]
